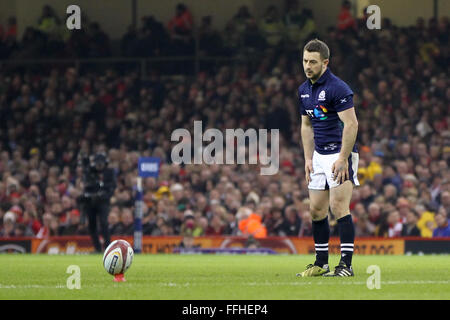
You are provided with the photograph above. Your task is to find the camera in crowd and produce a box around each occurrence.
[77,152,115,204]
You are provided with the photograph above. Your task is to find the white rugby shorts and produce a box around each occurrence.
[308,151,360,190]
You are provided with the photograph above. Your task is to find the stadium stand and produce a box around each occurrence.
[0,3,449,240]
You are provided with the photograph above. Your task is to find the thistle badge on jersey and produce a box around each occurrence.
[318,90,326,101]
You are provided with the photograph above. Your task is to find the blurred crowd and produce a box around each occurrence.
[0,2,449,240]
[0,5,110,60]
[0,1,319,60]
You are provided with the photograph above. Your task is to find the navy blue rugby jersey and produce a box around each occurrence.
[298,68,358,155]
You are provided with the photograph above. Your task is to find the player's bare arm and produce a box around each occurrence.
[301,115,315,183]
[332,107,358,184]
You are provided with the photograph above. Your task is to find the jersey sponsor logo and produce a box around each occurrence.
[313,105,328,120]
[318,90,326,101]
[340,98,347,104]
[306,105,328,120]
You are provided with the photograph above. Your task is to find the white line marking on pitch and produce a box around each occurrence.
[157,280,450,287]
[0,284,66,289]
[2,280,449,289]
[159,282,191,287]
[244,280,450,286]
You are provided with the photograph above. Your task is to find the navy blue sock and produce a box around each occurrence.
[337,214,355,268]
[312,216,329,267]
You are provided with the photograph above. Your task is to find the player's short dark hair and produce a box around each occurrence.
[303,39,330,60]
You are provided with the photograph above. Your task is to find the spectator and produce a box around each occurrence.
[283,0,302,46]
[396,197,411,221]
[356,6,370,29]
[223,211,238,235]
[375,210,403,237]
[159,222,174,236]
[281,206,301,236]
[374,211,388,237]
[37,5,61,36]
[136,16,168,57]
[36,213,52,238]
[60,209,83,235]
[167,3,194,56]
[382,165,403,193]
[358,155,383,185]
[66,28,90,58]
[223,21,240,54]
[401,209,421,236]
[298,210,313,236]
[20,208,42,235]
[353,202,367,219]
[242,18,267,53]
[37,5,66,56]
[49,215,61,236]
[14,223,34,237]
[151,216,167,236]
[1,211,16,237]
[433,207,450,237]
[198,16,223,56]
[170,183,185,204]
[237,207,267,238]
[296,9,317,47]
[368,202,381,232]
[265,208,285,236]
[284,2,317,50]
[0,16,18,59]
[193,216,208,237]
[383,184,398,205]
[439,191,450,218]
[120,208,135,235]
[337,0,356,32]
[259,6,284,48]
[228,5,254,49]
[205,214,224,235]
[87,22,111,57]
[416,205,437,238]
[108,210,124,235]
[142,209,157,235]
[354,214,373,237]
[180,210,195,235]
[120,25,138,57]
[360,183,375,208]
[4,16,17,41]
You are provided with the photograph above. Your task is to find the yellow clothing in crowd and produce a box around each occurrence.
[358,161,383,185]
[417,211,437,238]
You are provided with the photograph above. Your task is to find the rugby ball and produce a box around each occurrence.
[103,239,134,275]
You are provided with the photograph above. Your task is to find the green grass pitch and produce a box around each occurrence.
[1,254,449,300]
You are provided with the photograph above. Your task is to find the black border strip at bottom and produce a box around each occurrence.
[1,300,448,318]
